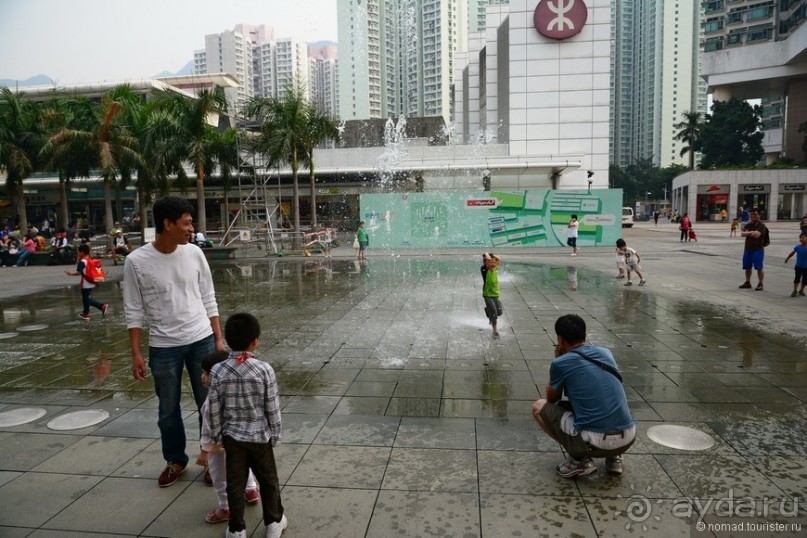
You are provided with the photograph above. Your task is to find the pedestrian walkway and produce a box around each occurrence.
[0,221,805,537]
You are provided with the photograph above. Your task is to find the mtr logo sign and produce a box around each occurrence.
[534,0,588,40]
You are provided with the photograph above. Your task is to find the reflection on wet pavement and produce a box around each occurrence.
[1,257,805,536]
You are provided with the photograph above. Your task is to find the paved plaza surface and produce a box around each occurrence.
[0,221,805,537]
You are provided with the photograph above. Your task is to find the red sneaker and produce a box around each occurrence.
[245,488,260,504]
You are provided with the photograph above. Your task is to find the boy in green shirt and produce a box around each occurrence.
[357,221,369,259]
[481,252,503,339]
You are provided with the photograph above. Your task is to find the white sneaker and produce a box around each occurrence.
[570,253,576,257]
[226,530,247,538]
[266,515,288,538]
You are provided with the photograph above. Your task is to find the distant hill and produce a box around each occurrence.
[0,74,54,88]
[153,60,195,78]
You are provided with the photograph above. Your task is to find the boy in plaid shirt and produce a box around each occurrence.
[207,313,286,538]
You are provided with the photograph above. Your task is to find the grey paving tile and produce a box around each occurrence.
[0,472,102,527]
[333,396,391,415]
[586,497,697,537]
[0,527,35,538]
[32,436,153,475]
[480,494,594,537]
[575,454,683,499]
[282,395,341,414]
[110,439,202,483]
[42,476,185,534]
[287,445,390,488]
[344,380,397,397]
[382,448,477,493]
[656,452,788,500]
[749,455,807,501]
[281,413,328,444]
[386,397,441,417]
[313,414,400,446]
[475,417,558,452]
[367,491,480,537]
[89,407,161,438]
[710,420,807,457]
[394,417,476,449]
[478,451,577,496]
[0,432,82,471]
[279,485,377,538]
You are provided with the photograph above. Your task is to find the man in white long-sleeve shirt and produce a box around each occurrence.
[123,197,225,488]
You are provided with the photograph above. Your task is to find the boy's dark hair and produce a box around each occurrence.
[571,214,578,220]
[800,232,807,239]
[78,243,91,255]
[202,350,230,374]
[153,197,195,234]
[225,312,261,351]
[555,314,586,344]
[616,238,626,248]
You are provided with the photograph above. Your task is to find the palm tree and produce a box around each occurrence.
[44,87,141,235]
[245,87,308,248]
[674,111,702,170]
[0,88,43,231]
[156,87,228,233]
[302,105,340,228]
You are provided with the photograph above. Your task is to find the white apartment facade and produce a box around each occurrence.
[610,0,707,168]
[337,0,467,123]
[196,29,255,111]
[454,0,612,189]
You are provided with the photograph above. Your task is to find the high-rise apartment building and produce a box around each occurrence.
[337,0,467,123]
[309,44,340,116]
[195,24,335,115]
[194,29,255,112]
[701,0,807,162]
[610,0,707,168]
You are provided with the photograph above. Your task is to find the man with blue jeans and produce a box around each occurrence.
[124,197,225,487]
[532,314,635,477]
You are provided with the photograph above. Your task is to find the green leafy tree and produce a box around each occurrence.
[301,105,340,227]
[699,98,764,168]
[44,88,141,235]
[245,86,309,248]
[156,87,228,233]
[673,111,702,170]
[0,88,43,230]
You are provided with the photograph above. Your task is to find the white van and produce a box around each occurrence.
[622,207,634,228]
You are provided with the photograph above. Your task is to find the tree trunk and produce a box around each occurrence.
[14,187,29,232]
[309,159,317,228]
[137,185,148,244]
[292,167,301,249]
[58,174,69,231]
[196,166,207,234]
[104,179,114,246]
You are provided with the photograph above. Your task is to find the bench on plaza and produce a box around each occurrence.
[202,246,238,261]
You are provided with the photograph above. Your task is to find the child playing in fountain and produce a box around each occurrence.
[784,233,807,298]
[207,313,287,538]
[198,350,260,525]
[481,252,503,339]
[616,239,646,287]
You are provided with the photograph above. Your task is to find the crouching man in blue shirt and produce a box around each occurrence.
[532,314,635,478]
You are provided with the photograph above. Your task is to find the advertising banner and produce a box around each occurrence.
[360,189,623,249]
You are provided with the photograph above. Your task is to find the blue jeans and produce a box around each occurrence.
[149,334,214,465]
[15,249,32,266]
[80,288,104,315]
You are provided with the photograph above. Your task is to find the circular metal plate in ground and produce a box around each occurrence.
[0,407,47,427]
[47,409,110,431]
[17,324,49,332]
[0,332,19,340]
[647,424,715,451]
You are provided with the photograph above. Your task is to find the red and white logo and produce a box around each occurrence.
[534,0,588,41]
[466,198,498,208]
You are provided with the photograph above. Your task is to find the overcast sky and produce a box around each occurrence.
[0,0,338,85]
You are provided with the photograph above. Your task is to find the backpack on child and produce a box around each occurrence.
[83,257,106,284]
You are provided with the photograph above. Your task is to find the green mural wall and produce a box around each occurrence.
[360,189,623,248]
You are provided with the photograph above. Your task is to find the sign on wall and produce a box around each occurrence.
[534,0,588,40]
[360,189,623,249]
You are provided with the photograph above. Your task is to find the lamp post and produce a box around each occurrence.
[645,191,651,217]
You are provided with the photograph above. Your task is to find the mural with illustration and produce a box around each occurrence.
[360,190,623,249]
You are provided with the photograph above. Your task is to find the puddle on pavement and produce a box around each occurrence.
[0,257,804,425]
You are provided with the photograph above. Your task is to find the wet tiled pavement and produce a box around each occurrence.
[0,221,805,537]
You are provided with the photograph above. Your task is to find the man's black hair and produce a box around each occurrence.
[225,312,261,351]
[153,197,195,234]
[555,314,587,344]
[202,350,229,374]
